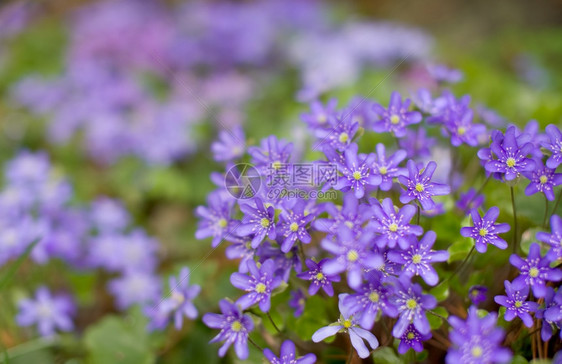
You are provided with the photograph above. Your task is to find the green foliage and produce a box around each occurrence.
[371,347,403,364]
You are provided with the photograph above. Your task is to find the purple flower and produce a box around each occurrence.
[542,124,562,169]
[16,287,75,337]
[108,271,161,310]
[278,200,313,253]
[483,125,536,181]
[456,188,484,213]
[312,294,379,359]
[340,271,397,330]
[300,99,338,135]
[468,285,488,305]
[371,144,407,191]
[327,143,380,198]
[321,227,383,289]
[322,116,360,152]
[248,135,293,173]
[211,126,245,163]
[522,159,562,201]
[158,267,201,330]
[313,194,372,237]
[203,299,254,360]
[263,340,317,364]
[509,243,562,298]
[398,160,450,211]
[426,64,463,84]
[230,259,282,312]
[297,259,340,296]
[536,287,562,341]
[399,128,436,159]
[447,306,511,364]
[288,289,306,318]
[225,237,255,273]
[494,280,538,327]
[372,91,422,138]
[89,197,130,233]
[537,214,562,260]
[237,198,276,248]
[257,241,303,282]
[388,230,449,286]
[398,323,431,354]
[195,194,235,247]
[370,198,423,249]
[391,277,436,337]
[460,207,510,253]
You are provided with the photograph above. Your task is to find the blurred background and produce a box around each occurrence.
[0,0,561,363]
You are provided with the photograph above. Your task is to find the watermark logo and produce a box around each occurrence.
[225,163,262,199]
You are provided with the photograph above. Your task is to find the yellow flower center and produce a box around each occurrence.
[218,218,228,228]
[343,319,352,328]
[407,332,415,340]
[514,300,523,308]
[412,254,422,264]
[379,166,388,175]
[352,171,362,180]
[315,272,324,280]
[347,250,359,262]
[231,320,243,332]
[529,267,539,278]
[260,218,270,228]
[457,126,466,136]
[471,346,483,358]
[415,183,424,192]
[478,228,488,237]
[369,292,380,303]
[345,221,354,228]
[318,114,327,124]
[388,223,398,232]
[506,157,516,168]
[255,283,267,293]
[339,132,349,143]
[406,299,417,309]
[390,115,400,125]
[172,292,185,305]
[539,175,548,184]
[289,222,299,232]
[272,161,282,170]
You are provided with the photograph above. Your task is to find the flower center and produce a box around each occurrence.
[457,126,466,135]
[406,299,417,310]
[390,115,400,125]
[171,291,185,305]
[506,157,516,168]
[231,320,243,332]
[529,267,539,278]
[315,272,324,280]
[339,132,349,143]
[343,319,352,328]
[412,254,422,264]
[415,183,424,192]
[514,300,523,308]
[407,332,415,340]
[539,175,548,184]
[218,218,228,228]
[378,166,388,175]
[471,346,483,358]
[37,304,53,319]
[344,221,354,228]
[352,171,362,180]
[289,222,299,232]
[318,114,327,124]
[260,218,270,228]
[478,228,488,237]
[347,250,359,262]
[272,161,282,170]
[369,292,380,303]
[255,283,267,293]
[388,223,398,232]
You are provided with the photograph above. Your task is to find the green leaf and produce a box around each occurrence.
[510,355,529,364]
[371,347,403,364]
[429,283,449,302]
[428,307,449,330]
[84,315,155,364]
[289,296,330,341]
[447,238,473,263]
[0,240,38,290]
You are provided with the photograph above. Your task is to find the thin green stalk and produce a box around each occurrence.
[543,196,549,228]
[549,189,562,225]
[465,175,491,209]
[266,312,282,335]
[510,187,518,254]
[416,203,420,226]
[248,337,263,351]
[436,246,475,288]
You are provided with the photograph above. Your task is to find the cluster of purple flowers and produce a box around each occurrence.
[197,81,562,362]
[3,151,201,336]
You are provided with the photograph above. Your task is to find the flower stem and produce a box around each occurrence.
[416,203,420,225]
[436,245,475,287]
[465,175,491,209]
[549,188,562,225]
[543,196,549,228]
[266,312,282,335]
[346,345,355,364]
[510,186,518,254]
[248,336,264,351]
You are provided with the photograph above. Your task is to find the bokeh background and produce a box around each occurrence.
[0,0,561,363]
